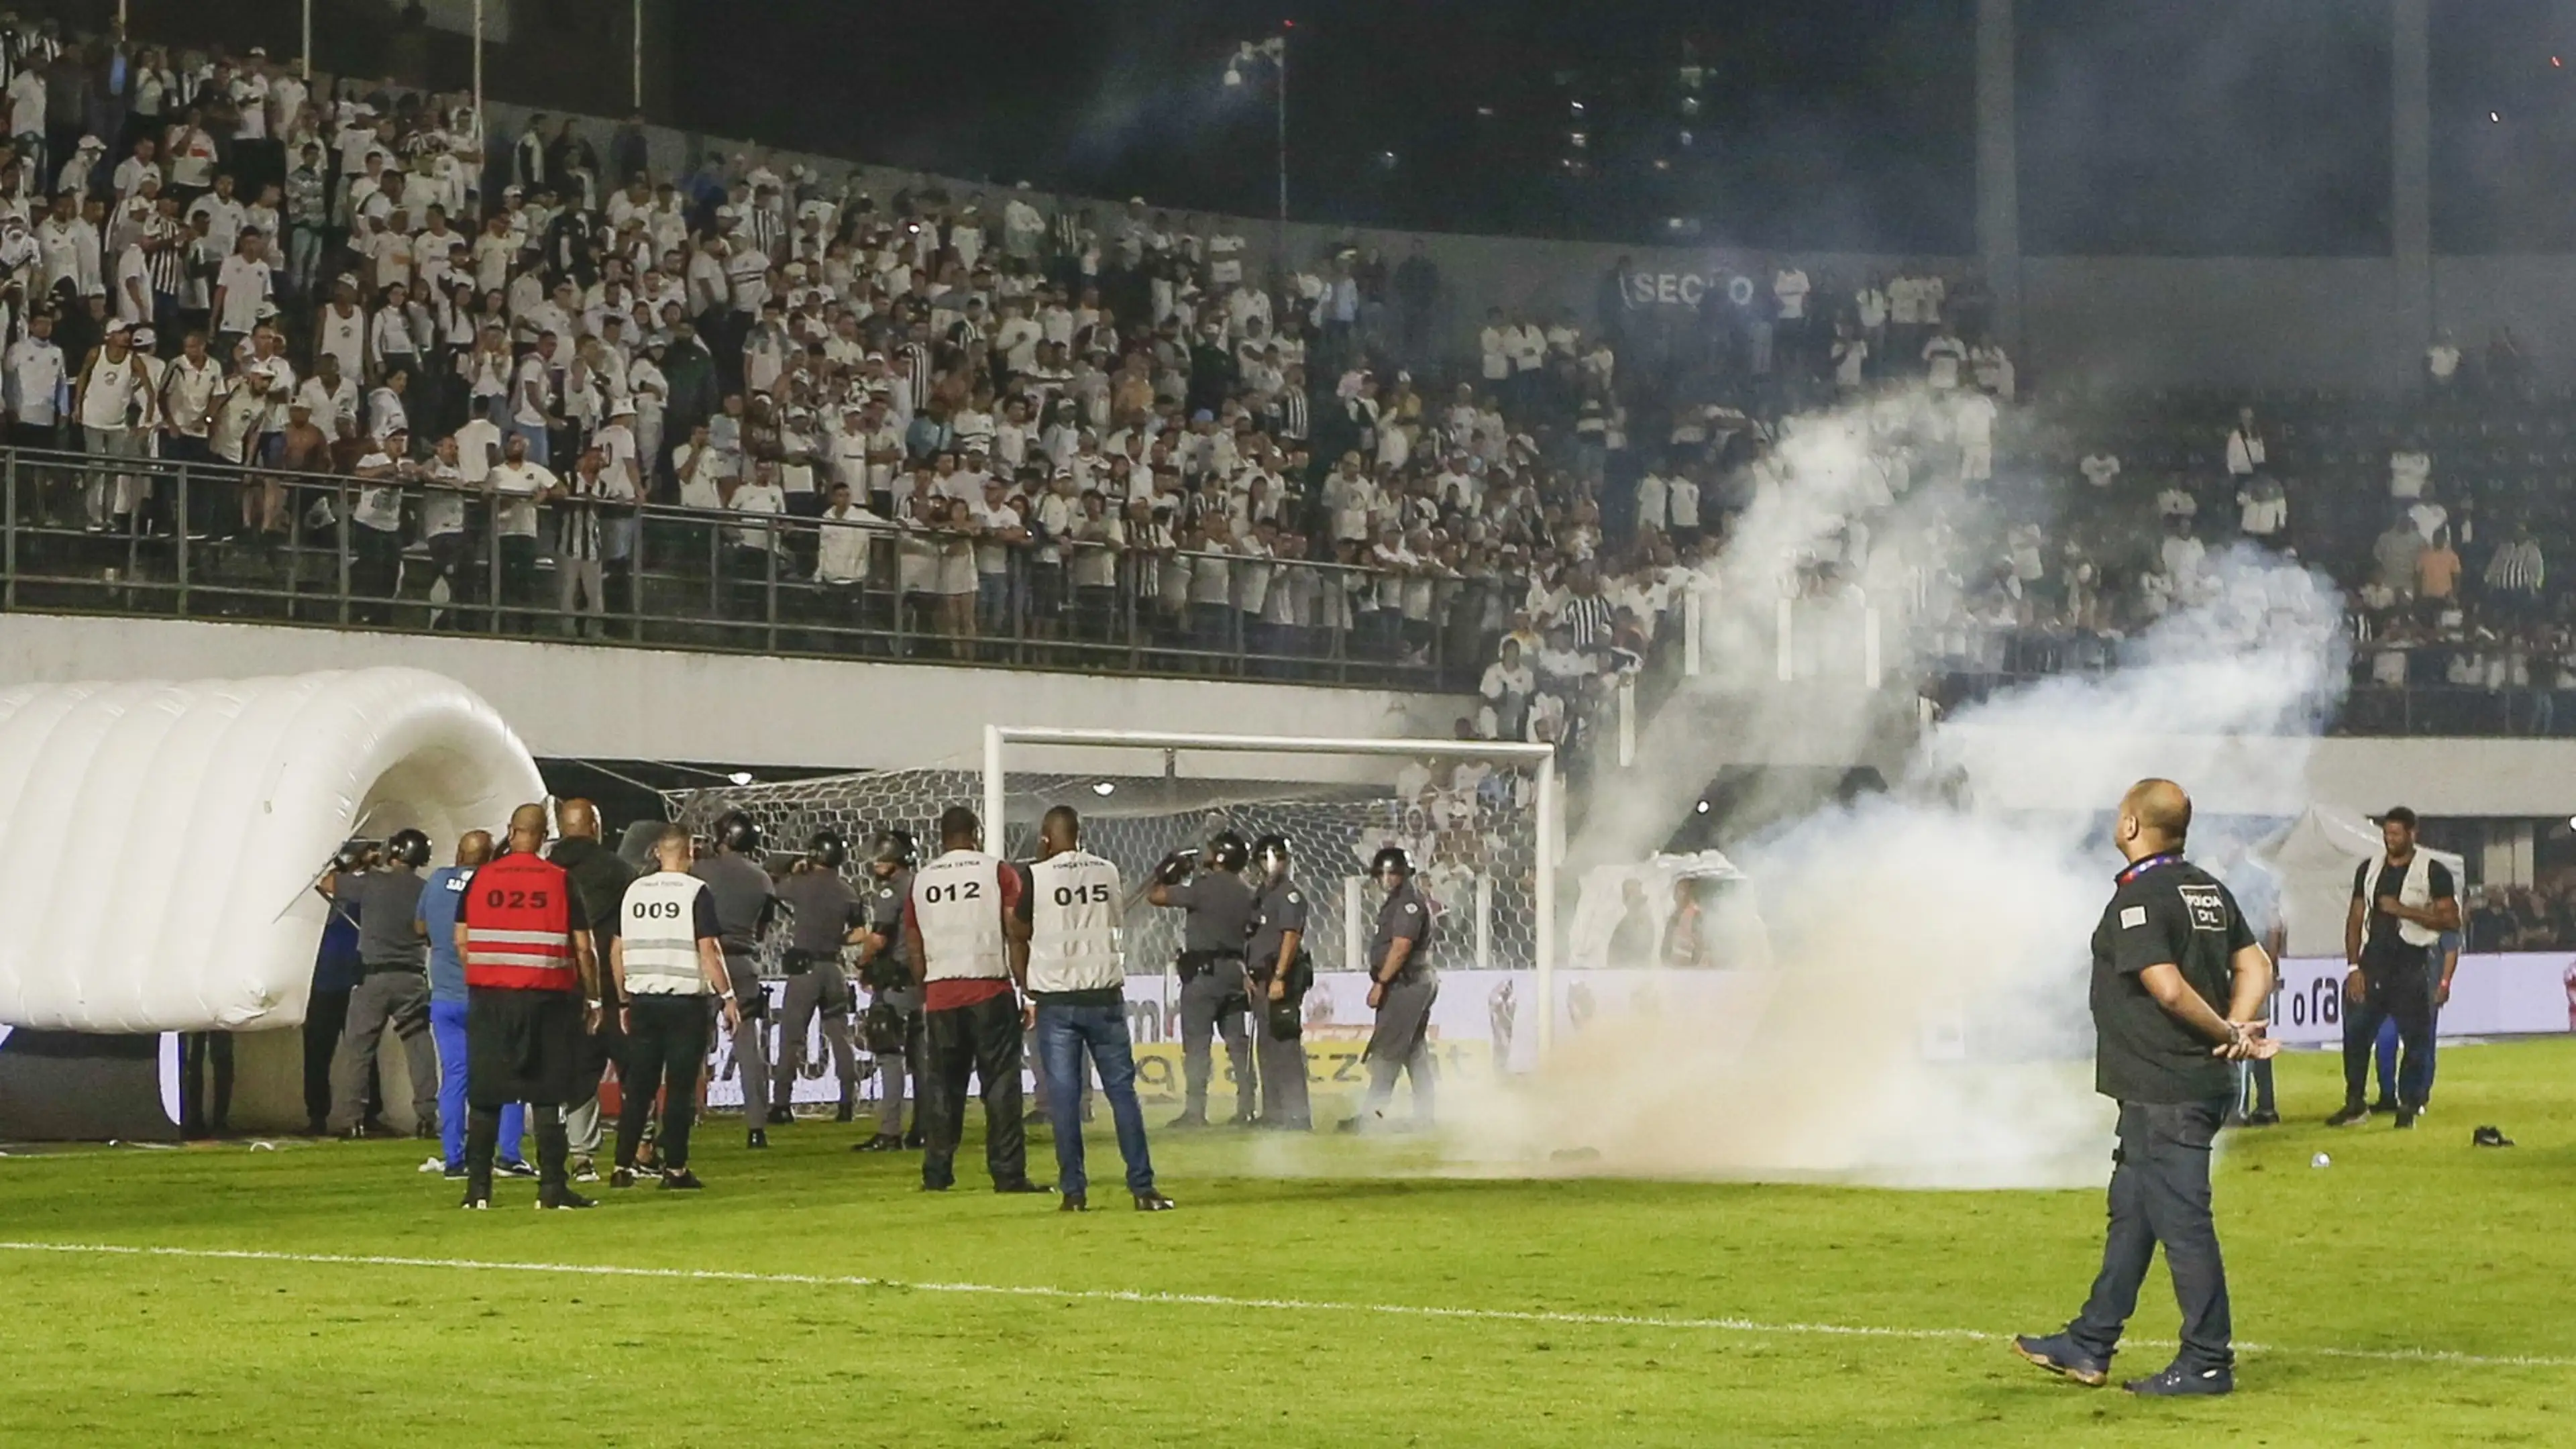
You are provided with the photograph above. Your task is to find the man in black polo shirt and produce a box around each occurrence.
[2015,779,2275,1399]
[2328,806,2456,1130]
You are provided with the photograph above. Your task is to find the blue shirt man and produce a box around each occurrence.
[418,835,527,1176]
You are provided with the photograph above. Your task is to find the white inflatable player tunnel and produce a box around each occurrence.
[0,667,543,1032]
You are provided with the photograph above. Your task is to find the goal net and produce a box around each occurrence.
[665,729,1559,1016]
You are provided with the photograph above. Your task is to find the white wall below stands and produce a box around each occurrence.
[1935,724,2576,820]
[0,616,1470,781]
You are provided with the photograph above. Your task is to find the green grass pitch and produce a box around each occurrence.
[0,1042,2569,1447]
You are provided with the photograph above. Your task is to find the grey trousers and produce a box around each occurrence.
[771,965,861,1108]
[1178,961,1255,1117]
[1254,988,1311,1126]
[727,955,769,1118]
[1360,973,1439,1125]
[329,969,440,1134]
[869,985,924,1134]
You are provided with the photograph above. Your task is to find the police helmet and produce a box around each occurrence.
[868,828,918,869]
[386,828,433,869]
[1252,833,1292,873]
[807,828,849,871]
[1369,845,1414,881]
[712,810,763,855]
[1206,829,1250,871]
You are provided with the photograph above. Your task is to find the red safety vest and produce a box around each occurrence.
[461,851,579,991]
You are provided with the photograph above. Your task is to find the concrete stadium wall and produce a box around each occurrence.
[0,615,1471,781]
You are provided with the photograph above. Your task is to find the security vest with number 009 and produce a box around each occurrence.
[1028,851,1124,994]
[912,849,1010,982]
[621,870,713,996]
[462,852,578,991]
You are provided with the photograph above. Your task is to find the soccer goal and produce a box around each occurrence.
[669,727,1563,1051]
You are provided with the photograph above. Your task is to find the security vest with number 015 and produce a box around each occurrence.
[912,849,1010,982]
[462,851,579,991]
[1028,850,1124,994]
[621,869,712,996]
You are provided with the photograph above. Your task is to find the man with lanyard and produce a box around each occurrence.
[1340,846,1440,1134]
[605,825,740,1191]
[902,806,1051,1195]
[417,830,531,1181]
[458,803,602,1210]
[694,810,780,1148]
[1026,806,1174,1212]
[769,829,867,1127]
[549,798,637,1183]
[323,827,441,1140]
[1246,834,1313,1131]
[2329,806,2456,1130]
[1146,829,1258,1128]
[853,829,925,1153]
[2015,779,2275,1397]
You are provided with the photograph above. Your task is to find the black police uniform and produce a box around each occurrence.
[1165,868,1258,1122]
[858,866,924,1144]
[1247,875,1313,1128]
[1356,879,1438,1126]
[2061,853,2255,1379]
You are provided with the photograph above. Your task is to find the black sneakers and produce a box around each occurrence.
[765,1108,794,1126]
[2123,1362,2233,1397]
[2010,1333,2108,1387]
[747,1128,769,1150]
[852,1134,904,1153]
[1165,1110,1209,1130]
[539,1190,598,1211]
[660,1169,704,1191]
[498,1160,539,1179]
[994,1179,1055,1195]
[2394,1106,2419,1130]
[2324,1103,2371,1128]
[610,1167,639,1189]
[1133,1192,1177,1212]
[458,1189,491,1210]
[1060,1193,1087,1213]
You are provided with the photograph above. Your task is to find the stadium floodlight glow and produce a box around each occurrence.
[983,724,1563,1053]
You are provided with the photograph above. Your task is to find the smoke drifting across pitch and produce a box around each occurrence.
[1446,397,2349,1188]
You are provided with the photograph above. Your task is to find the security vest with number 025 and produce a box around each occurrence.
[621,870,712,996]
[912,849,1009,982]
[462,851,578,991]
[1027,851,1124,994]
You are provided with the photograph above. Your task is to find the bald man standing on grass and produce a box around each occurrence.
[2015,779,2277,1398]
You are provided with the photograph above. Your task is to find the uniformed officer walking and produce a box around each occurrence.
[771,829,867,1124]
[606,825,741,1191]
[1147,830,1258,1128]
[325,828,442,1138]
[458,804,604,1210]
[2015,779,2276,1397]
[549,798,637,1183]
[694,810,781,1148]
[1341,846,1440,1134]
[853,829,926,1153]
[1027,806,1175,1212]
[1246,835,1313,1130]
[904,806,1050,1195]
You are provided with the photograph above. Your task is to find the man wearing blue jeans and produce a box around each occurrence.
[1024,806,1173,1214]
[417,830,529,1180]
[2373,928,2457,1111]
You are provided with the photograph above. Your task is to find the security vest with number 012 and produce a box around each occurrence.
[621,870,712,996]
[462,851,579,991]
[1028,850,1124,994]
[912,849,1009,983]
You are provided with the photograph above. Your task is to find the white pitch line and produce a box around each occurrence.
[0,1240,2568,1372]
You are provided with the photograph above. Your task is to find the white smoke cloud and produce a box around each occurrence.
[1426,393,2349,1187]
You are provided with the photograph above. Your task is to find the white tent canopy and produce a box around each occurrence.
[2265,804,2465,957]
[0,668,543,1032]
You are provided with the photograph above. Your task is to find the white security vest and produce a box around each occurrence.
[912,849,1010,982]
[1027,850,1124,994]
[621,870,714,996]
[2363,850,2442,949]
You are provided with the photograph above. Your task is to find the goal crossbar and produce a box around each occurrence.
[983,724,1561,1053]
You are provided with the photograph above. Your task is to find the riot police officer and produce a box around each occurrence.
[1147,829,1259,1128]
[693,810,780,1148]
[771,829,867,1124]
[1246,835,1313,1130]
[853,828,926,1152]
[1341,845,1439,1134]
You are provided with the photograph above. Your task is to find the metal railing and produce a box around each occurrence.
[0,447,1503,691]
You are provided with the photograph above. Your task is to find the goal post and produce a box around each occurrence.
[983,725,1563,1053]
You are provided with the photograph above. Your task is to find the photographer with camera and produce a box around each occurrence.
[770,829,867,1126]
[1247,835,1313,1131]
[853,829,925,1152]
[323,828,442,1140]
[1146,829,1258,1129]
